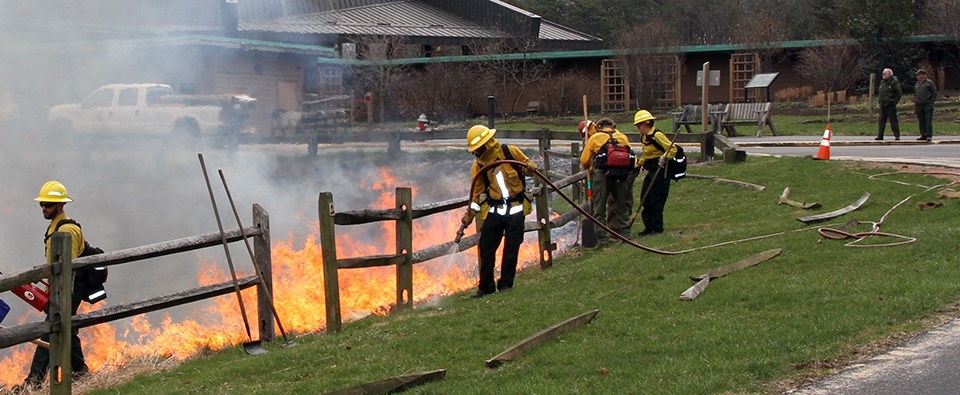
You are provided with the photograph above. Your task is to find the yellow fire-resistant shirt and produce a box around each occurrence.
[465,142,537,223]
[638,127,678,168]
[44,211,85,263]
[580,130,631,172]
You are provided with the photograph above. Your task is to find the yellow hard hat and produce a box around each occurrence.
[633,109,656,125]
[35,180,73,203]
[467,125,496,152]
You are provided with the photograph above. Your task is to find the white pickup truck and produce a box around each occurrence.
[48,83,256,137]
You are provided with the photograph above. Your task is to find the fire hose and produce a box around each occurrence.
[455,159,681,255]
[817,170,960,248]
[455,159,933,256]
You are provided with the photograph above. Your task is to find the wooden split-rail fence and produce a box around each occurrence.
[0,205,274,394]
[240,129,741,163]
[318,127,740,333]
[320,142,591,333]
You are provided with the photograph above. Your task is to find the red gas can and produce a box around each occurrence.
[11,283,49,312]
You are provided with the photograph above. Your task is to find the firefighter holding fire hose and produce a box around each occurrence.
[457,125,537,298]
[21,180,90,389]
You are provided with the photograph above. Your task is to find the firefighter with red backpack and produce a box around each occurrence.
[579,118,635,246]
[21,180,90,389]
[634,110,678,237]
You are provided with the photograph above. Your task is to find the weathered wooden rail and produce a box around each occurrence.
[319,142,589,333]
[0,205,274,393]
[239,128,744,163]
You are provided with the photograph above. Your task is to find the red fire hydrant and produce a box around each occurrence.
[416,113,428,132]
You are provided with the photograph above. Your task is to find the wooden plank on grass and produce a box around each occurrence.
[323,369,446,395]
[716,178,766,191]
[485,309,599,368]
[778,187,821,209]
[690,249,782,281]
[679,277,710,301]
[796,193,870,224]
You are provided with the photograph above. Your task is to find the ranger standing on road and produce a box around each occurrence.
[914,69,938,141]
[876,68,902,141]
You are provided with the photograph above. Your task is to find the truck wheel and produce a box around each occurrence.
[173,118,201,138]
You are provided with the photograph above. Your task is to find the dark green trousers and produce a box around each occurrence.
[25,295,88,386]
[640,169,671,233]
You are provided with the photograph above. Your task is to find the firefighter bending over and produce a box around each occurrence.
[457,125,537,298]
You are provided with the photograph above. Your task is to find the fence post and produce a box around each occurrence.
[318,192,342,334]
[395,187,413,310]
[308,133,318,158]
[487,96,495,129]
[538,130,551,177]
[48,232,72,394]
[570,143,581,203]
[702,131,715,162]
[535,182,554,269]
[253,204,275,342]
[388,132,402,158]
[535,137,554,269]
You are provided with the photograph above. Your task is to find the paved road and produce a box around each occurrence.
[785,318,960,395]
[731,135,960,168]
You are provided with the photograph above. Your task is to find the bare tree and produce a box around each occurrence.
[470,20,552,117]
[733,3,789,73]
[533,67,597,117]
[349,34,409,122]
[795,35,865,117]
[615,20,684,110]
[395,62,479,123]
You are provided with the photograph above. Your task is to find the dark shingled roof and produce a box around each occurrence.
[238,0,602,50]
[241,1,501,39]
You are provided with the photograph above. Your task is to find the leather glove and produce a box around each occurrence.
[658,155,667,168]
[455,223,467,243]
[456,213,471,243]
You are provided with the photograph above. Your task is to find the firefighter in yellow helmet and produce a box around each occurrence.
[458,125,537,298]
[23,180,90,389]
[578,118,634,245]
[634,110,677,237]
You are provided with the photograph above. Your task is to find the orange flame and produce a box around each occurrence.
[0,168,559,386]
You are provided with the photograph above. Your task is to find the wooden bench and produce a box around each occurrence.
[526,101,541,116]
[717,102,777,137]
[670,103,725,133]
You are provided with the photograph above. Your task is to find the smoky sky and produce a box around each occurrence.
[0,1,562,373]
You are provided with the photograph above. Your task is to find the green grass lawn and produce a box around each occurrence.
[94,156,960,394]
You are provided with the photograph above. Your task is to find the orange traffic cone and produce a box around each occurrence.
[814,124,831,160]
